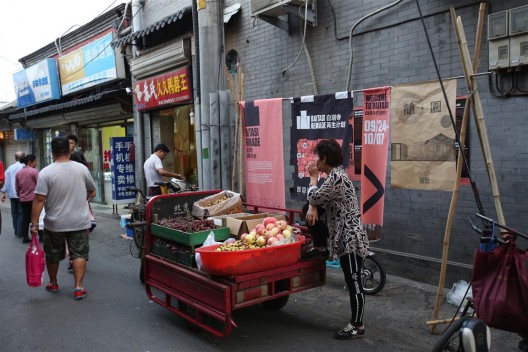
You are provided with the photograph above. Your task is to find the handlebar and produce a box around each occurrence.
[475,213,528,240]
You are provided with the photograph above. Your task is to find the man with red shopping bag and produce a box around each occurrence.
[30,138,96,300]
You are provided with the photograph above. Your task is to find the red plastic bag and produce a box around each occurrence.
[471,240,528,333]
[25,235,46,287]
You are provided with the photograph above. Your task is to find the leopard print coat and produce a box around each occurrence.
[307,165,370,260]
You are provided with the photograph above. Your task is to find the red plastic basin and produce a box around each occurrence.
[195,237,305,276]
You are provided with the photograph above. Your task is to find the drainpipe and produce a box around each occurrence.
[192,0,203,189]
[132,0,145,191]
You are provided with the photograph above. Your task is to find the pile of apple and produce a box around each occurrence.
[215,217,300,252]
[242,217,296,247]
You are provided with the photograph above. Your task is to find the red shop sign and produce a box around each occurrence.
[133,66,192,111]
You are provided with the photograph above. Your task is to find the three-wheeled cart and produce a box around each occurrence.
[141,191,326,337]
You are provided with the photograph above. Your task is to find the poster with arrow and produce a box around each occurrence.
[360,87,391,225]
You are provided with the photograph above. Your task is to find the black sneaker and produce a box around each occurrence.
[301,248,329,260]
[335,323,365,340]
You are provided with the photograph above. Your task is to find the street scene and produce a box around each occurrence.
[0,0,527,351]
[0,203,522,351]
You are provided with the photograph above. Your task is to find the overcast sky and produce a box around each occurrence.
[0,0,122,107]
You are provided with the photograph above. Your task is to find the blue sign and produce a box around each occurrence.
[13,58,61,108]
[14,129,35,141]
[110,137,135,203]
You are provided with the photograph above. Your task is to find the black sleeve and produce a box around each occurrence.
[70,151,88,166]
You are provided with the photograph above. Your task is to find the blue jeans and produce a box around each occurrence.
[10,198,23,237]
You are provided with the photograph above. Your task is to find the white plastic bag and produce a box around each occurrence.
[195,231,221,271]
[447,280,473,307]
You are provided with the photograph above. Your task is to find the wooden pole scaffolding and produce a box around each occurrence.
[428,3,486,332]
[238,68,245,196]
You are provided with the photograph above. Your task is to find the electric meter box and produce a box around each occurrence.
[488,11,510,70]
[509,5,528,66]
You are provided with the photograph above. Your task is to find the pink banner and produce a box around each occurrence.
[241,98,286,209]
[360,87,391,225]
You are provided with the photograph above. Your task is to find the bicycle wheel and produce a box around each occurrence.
[361,255,386,295]
[129,226,144,259]
[432,316,472,352]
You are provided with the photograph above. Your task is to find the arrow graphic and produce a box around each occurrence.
[362,164,384,214]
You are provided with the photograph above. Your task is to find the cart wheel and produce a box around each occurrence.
[261,295,289,310]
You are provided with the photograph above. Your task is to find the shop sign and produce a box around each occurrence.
[13,58,61,109]
[14,128,35,141]
[110,137,135,203]
[133,67,192,111]
[58,33,122,95]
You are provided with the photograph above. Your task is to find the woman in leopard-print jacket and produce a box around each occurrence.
[306,139,370,340]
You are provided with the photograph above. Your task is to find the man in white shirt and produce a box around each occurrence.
[1,151,25,239]
[143,144,182,198]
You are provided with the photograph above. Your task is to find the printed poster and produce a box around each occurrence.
[290,92,354,201]
[241,98,286,209]
[391,79,457,190]
[361,87,391,225]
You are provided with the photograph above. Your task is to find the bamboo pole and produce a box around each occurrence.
[429,3,486,333]
[455,12,505,226]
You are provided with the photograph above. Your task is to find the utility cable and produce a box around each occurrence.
[281,1,309,75]
[415,0,485,215]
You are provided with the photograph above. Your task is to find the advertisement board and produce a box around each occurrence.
[13,58,60,108]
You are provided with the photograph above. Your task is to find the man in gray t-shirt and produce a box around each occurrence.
[31,137,96,300]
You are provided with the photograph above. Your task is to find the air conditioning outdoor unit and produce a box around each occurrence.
[488,11,510,70]
[250,0,317,32]
[509,5,528,66]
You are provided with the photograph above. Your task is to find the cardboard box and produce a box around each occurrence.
[225,213,287,238]
[208,212,252,227]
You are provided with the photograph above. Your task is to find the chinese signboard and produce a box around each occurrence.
[289,92,354,201]
[13,58,60,108]
[14,129,35,141]
[110,137,135,203]
[133,66,192,111]
[58,32,124,95]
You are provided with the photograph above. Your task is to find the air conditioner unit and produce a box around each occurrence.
[488,11,510,70]
[250,0,317,32]
[509,5,528,66]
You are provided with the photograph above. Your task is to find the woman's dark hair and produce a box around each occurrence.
[67,134,79,144]
[314,139,343,167]
[22,154,36,165]
[51,137,71,156]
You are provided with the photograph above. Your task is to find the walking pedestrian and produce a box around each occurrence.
[31,137,96,300]
[304,139,370,340]
[67,134,88,166]
[15,154,41,243]
[0,160,5,235]
[1,151,25,239]
[143,144,182,198]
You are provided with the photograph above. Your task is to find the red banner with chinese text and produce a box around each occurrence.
[133,66,192,111]
[360,87,391,225]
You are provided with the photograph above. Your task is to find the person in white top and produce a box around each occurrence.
[143,144,182,198]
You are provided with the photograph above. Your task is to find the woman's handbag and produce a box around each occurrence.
[471,238,528,333]
[25,234,46,287]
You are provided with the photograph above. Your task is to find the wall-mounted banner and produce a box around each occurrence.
[241,98,286,209]
[58,32,124,95]
[110,137,136,203]
[360,87,391,225]
[290,92,354,201]
[14,129,36,141]
[391,79,457,190]
[13,58,60,108]
[133,66,192,111]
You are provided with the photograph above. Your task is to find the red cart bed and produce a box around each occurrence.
[142,191,326,337]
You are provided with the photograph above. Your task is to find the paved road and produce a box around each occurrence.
[0,203,522,351]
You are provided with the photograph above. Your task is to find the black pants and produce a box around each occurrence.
[149,186,162,197]
[301,202,329,247]
[341,252,365,325]
[20,201,32,240]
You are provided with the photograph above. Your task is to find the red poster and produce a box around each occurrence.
[360,87,391,225]
[133,66,192,111]
[241,98,286,209]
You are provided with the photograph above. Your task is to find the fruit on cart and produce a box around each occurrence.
[158,217,216,233]
[256,236,266,247]
[282,229,292,238]
[205,195,228,207]
[262,217,277,227]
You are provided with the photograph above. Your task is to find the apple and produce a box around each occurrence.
[256,236,266,247]
[257,227,267,236]
[266,223,275,231]
[286,225,292,232]
[267,237,278,246]
[276,220,288,231]
[240,233,248,241]
[245,234,256,245]
[255,224,265,232]
[275,233,285,241]
[270,227,280,236]
[262,217,277,227]
[249,230,257,237]
[265,231,274,240]
[282,229,292,238]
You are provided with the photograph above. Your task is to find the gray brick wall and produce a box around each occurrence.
[224,0,528,286]
[142,0,191,27]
